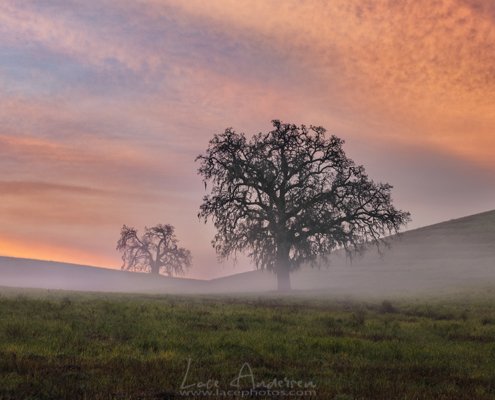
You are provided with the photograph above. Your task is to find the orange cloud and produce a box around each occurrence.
[3,0,494,168]
[154,0,495,166]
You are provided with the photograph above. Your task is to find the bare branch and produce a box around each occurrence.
[116,224,192,276]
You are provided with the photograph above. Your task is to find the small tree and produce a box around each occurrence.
[116,224,191,276]
[197,120,410,291]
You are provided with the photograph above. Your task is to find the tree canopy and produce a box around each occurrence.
[197,120,410,290]
[116,224,191,276]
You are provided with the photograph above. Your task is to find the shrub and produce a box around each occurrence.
[379,300,397,314]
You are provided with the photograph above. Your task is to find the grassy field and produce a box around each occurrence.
[0,287,495,399]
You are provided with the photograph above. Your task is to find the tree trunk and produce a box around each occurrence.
[276,242,291,291]
[276,264,291,291]
[151,261,160,275]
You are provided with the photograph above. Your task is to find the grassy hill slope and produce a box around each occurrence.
[210,209,495,295]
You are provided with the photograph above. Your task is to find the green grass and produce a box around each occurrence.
[0,287,495,399]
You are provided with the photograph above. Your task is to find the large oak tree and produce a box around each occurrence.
[197,120,410,291]
[116,224,191,276]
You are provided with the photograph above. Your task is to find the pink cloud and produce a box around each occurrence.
[0,2,161,72]
[1,0,494,277]
[153,0,495,166]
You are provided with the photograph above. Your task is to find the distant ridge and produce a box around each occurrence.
[1,209,495,295]
[0,256,207,294]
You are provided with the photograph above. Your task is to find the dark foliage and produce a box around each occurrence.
[197,120,410,290]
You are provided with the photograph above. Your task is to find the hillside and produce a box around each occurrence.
[1,209,494,295]
[0,257,207,293]
[209,209,495,295]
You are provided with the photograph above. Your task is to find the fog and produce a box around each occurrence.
[1,209,494,297]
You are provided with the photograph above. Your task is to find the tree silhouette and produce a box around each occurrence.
[116,224,191,276]
[197,120,410,291]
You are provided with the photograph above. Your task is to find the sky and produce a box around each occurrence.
[1,0,494,279]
